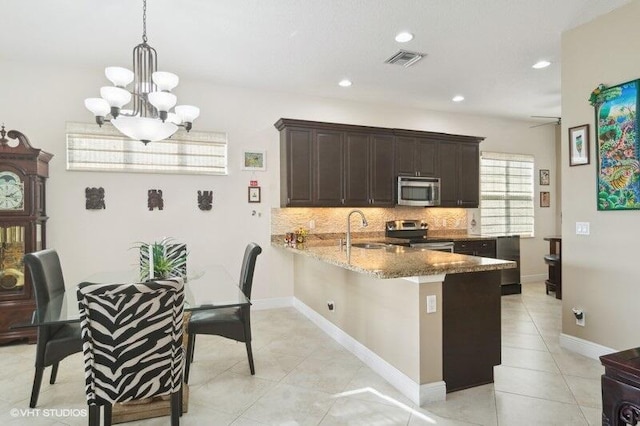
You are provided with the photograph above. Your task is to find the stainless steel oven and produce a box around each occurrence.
[397,176,440,206]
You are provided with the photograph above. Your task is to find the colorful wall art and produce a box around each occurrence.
[592,80,640,210]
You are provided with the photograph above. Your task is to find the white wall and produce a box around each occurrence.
[0,60,556,298]
[561,1,640,350]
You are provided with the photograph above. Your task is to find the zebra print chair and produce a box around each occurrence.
[184,243,262,383]
[24,249,83,408]
[77,278,185,426]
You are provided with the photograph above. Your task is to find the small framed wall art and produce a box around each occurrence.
[568,124,590,166]
[248,186,261,203]
[540,191,550,208]
[242,150,267,171]
[539,169,550,186]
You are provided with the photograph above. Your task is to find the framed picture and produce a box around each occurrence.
[592,80,640,210]
[539,169,550,186]
[242,150,266,171]
[569,124,590,166]
[540,191,550,208]
[248,186,261,203]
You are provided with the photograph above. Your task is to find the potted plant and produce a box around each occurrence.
[134,237,187,281]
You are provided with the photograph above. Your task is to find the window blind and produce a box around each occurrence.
[480,151,534,237]
[66,122,228,175]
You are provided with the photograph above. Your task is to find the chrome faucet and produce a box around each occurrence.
[346,209,368,256]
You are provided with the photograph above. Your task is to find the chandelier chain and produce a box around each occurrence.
[142,0,147,43]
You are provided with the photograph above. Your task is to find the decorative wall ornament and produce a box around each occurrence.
[540,191,550,208]
[248,186,261,203]
[85,187,106,210]
[197,190,213,211]
[148,189,164,210]
[242,150,266,171]
[594,79,640,210]
[539,170,550,186]
[568,124,590,166]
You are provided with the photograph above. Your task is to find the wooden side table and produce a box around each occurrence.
[543,236,562,299]
[600,347,640,425]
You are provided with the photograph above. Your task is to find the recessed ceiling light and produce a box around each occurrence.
[338,79,352,87]
[395,32,414,43]
[532,60,551,69]
[452,95,465,102]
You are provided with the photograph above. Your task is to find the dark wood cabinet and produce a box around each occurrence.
[0,128,52,344]
[600,347,640,426]
[279,126,313,206]
[443,270,501,392]
[439,141,480,207]
[454,239,496,257]
[344,133,370,206]
[277,119,396,207]
[315,130,344,206]
[344,133,394,206]
[276,118,483,208]
[368,135,395,206]
[395,136,438,177]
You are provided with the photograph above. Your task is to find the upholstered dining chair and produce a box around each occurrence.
[184,243,262,383]
[77,278,185,426]
[24,249,83,408]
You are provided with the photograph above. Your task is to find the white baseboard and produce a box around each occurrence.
[559,333,616,360]
[522,273,547,283]
[251,296,294,310]
[293,297,446,405]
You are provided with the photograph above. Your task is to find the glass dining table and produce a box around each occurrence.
[20,264,249,327]
[12,264,249,423]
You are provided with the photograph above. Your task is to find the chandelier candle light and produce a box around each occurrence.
[84,0,199,144]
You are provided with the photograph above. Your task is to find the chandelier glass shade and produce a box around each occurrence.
[84,0,199,144]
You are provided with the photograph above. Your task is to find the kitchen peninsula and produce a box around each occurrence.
[274,237,515,405]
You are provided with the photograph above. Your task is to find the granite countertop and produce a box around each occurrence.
[272,237,516,279]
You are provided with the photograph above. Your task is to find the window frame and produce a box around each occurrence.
[66,122,228,175]
[479,151,535,237]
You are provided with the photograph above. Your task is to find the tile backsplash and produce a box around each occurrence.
[271,207,468,235]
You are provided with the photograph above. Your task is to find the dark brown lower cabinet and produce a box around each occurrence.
[443,270,501,392]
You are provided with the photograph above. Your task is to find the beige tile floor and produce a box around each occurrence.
[0,281,605,425]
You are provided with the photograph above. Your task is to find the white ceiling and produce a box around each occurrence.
[1,0,631,121]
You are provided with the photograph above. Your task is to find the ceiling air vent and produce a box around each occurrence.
[384,50,425,67]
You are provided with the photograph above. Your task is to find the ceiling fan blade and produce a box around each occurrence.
[529,121,558,128]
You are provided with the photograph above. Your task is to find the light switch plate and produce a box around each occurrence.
[576,222,590,235]
[426,295,437,313]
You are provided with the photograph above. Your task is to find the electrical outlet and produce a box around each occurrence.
[426,295,437,313]
[572,308,585,326]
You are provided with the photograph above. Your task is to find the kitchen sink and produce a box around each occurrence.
[351,242,388,249]
[350,242,412,253]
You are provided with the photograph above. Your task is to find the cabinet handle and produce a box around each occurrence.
[341,199,345,205]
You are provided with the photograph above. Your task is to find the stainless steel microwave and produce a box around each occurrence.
[397,176,441,206]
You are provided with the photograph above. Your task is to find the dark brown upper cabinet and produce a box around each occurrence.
[395,136,438,177]
[439,141,480,208]
[275,118,483,208]
[279,126,314,206]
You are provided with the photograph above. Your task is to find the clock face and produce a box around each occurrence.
[0,171,24,210]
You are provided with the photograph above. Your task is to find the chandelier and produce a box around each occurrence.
[84,0,199,144]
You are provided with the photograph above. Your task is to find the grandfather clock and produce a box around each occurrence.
[0,126,52,344]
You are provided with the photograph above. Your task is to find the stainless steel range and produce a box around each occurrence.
[385,220,454,252]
